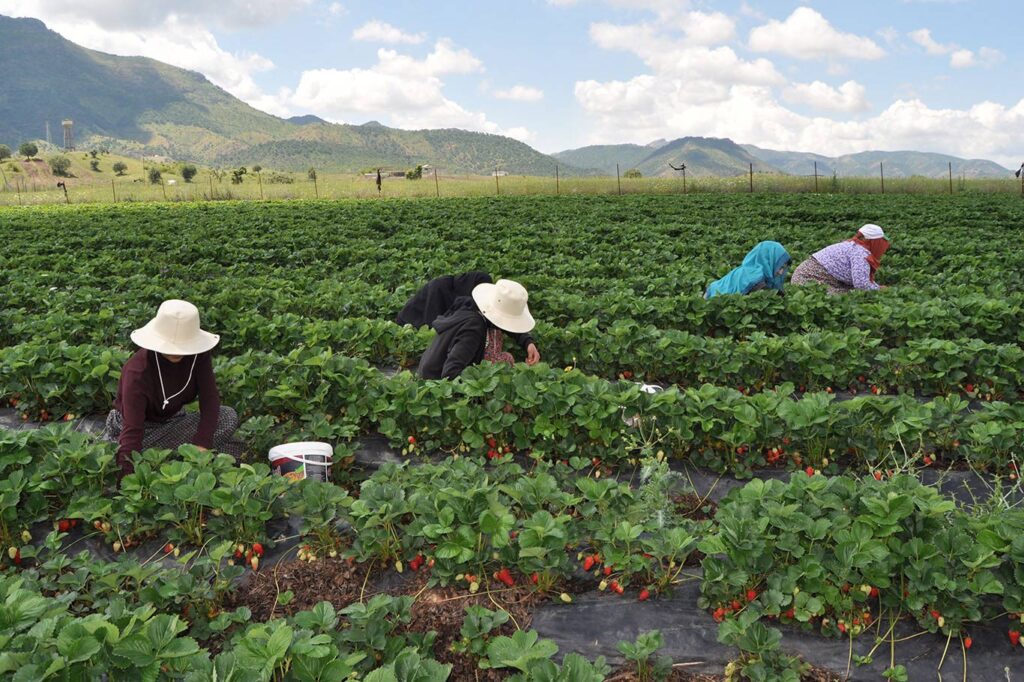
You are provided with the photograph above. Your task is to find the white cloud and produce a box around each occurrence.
[493,85,545,102]
[784,80,870,113]
[748,7,885,60]
[352,20,426,45]
[908,28,953,55]
[328,3,347,16]
[284,40,531,141]
[950,46,1004,69]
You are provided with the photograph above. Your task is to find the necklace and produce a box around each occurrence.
[155,352,198,410]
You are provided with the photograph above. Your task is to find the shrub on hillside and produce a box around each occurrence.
[48,155,72,177]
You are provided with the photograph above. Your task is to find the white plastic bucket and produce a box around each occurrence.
[268,442,333,482]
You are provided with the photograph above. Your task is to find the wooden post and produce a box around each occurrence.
[258,171,264,200]
[495,167,500,195]
[682,167,686,194]
[616,163,621,195]
[111,178,117,202]
[880,162,885,194]
[16,178,21,205]
[814,161,819,193]
[948,162,953,195]
[749,163,753,193]
[555,165,559,195]
[313,172,319,199]
[161,180,167,201]
[209,174,214,199]
[433,168,439,197]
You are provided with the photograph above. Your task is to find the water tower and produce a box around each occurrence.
[62,120,74,151]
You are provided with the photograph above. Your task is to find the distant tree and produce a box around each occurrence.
[147,167,162,184]
[405,164,423,180]
[112,161,128,176]
[181,164,198,183]
[48,155,72,176]
[0,145,10,161]
[230,167,247,184]
[252,164,262,174]
[624,168,642,179]
[307,168,317,181]
[19,142,38,160]
[89,159,100,172]
[89,149,99,159]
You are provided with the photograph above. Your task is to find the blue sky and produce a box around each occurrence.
[2,1,1022,165]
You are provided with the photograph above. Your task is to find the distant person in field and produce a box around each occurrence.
[376,168,383,193]
[790,224,891,295]
[396,271,541,368]
[417,279,539,379]
[102,300,242,481]
[704,241,791,299]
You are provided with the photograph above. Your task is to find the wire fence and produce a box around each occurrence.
[1,161,1022,207]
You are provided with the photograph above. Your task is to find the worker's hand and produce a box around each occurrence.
[195,446,209,452]
[526,343,541,366]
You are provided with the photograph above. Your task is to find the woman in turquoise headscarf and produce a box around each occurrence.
[704,241,792,299]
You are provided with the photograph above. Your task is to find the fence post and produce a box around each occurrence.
[16,178,22,205]
[111,178,117,202]
[209,174,214,200]
[749,163,753,193]
[682,167,686,194]
[258,171,264,200]
[555,165,559,195]
[161,180,167,201]
[495,167,500,195]
[313,171,319,199]
[814,161,818,193]
[880,162,885,194]
[434,168,439,197]
[616,163,621,195]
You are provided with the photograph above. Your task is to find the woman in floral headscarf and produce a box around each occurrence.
[791,224,891,295]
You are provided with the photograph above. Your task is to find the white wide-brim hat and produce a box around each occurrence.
[472,279,535,335]
[130,299,220,355]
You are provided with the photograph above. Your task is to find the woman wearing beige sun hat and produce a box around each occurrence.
[102,300,243,480]
[417,279,538,380]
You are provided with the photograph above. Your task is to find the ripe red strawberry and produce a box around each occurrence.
[252,542,264,557]
[57,519,70,533]
[234,550,243,560]
[164,543,174,554]
[931,609,941,620]
[731,600,742,611]
[873,471,882,481]
[408,436,416,444]
[713,607,726,622]
[638,589,650,601]
[965,383,975,393]
[531,572,539,585]
[838,622,846,633]
[805,466,815,477]
[487,449,498,459]
[869,587,879,598]
[1010,630,1021,647]
[746,589,758,602]
[487,437,497,448]
[583,556,595,571]
[923,455,933,466]
[785,608,795,619]
[964,636,972,650]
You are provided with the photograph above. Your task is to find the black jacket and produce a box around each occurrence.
[396,271,492,328]
[417,298,534,380]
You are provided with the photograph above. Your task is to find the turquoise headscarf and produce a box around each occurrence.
[705,241,791,299]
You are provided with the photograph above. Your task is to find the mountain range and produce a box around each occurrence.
[0,14,1013,178]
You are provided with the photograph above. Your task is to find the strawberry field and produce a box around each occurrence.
[1,193,1023,680]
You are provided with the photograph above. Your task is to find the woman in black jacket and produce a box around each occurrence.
[396,271,492,328]
[417,279,538,379]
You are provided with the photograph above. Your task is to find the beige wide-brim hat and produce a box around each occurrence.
[130,300,220,355]
[472,279,535,335]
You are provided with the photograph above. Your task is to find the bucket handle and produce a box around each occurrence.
[273,454,333,467]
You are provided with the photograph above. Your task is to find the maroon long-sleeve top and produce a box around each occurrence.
[114,349,220,471]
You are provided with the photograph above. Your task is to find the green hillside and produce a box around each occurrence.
[0,15,582,175]
[742,144,1011,179]
[634,137,781,178]
[551,143,656,174]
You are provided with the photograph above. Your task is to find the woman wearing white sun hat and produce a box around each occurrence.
[417,279,538,380]
[790,224,892,295]
[103,300,242,480]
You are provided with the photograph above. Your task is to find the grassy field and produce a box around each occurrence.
[2,147,1022,206]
